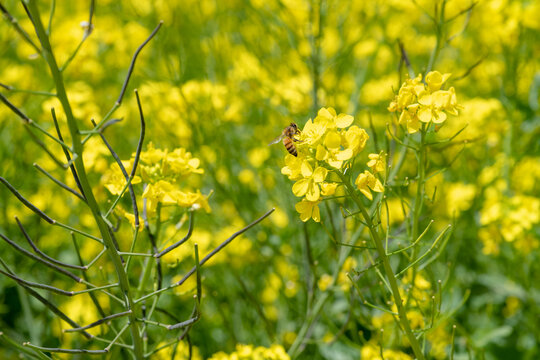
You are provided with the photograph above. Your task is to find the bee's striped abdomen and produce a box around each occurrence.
[283,138,297,156]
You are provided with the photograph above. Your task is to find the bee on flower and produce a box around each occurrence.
[279,107,383,222]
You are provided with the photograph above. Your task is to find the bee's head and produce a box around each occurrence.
[290,122,300,133]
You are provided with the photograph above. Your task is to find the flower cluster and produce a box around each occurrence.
[281,107,383,222]
[103,142,210,225]
[388,71,462,133]
[208,344,290,360]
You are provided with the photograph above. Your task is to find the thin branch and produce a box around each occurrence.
[16,218,87,271]
[0,267,74,296]
[0,176,54,223]
[135,208,275,304]
[0,3,40,52]
[92,118,139,230]
[59,0,94,71]
[156,211,194,258]
[142,198,162,290]
[64,310,132,333]
[23,343,107,355]
[396,225,452,277]
[33,163,85,200]
[425,124,468,146]
[23,125,67,167]
[0,232,82,282]
[130,89,146,222]
[0,83,55,96]
[386,123,417,151]
[136,312,199,330]
[46,0,55,34]
[116,21,163,105]
[50,221,102,244]
[453,56,485,81]
[51,108,86,197]
[0,92,71,151]
[387,220,434,256]
[397,39,415,79]
[0,258,93,338]
[0,331,50,360]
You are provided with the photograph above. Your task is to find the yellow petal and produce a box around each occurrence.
[359,187,373,200]
[305,183,320,201]
[327,158,343,169]
[418,93,432,106]
[441,73,452,84]
[425,71,443,90]
[301,160,313,177]
[432,110,447,124]
[355,172,367,188]
[317,107,334,121]
[312,167,328,183]
[371,178,384,193]
[336,148,353,161]
[295,200,311,213]
[335,114,354,128]
[299,211,311,222]
[321,182,338,196]
[316,144,328,160]
[398,110,410,125]
[417,107,432,123]
[324,131,341,149]
[406,116,421,133]
[432,90,447,107]
[292,178,310,197]
[312,204,321,222]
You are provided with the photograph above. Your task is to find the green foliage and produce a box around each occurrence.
[0,0,539,359]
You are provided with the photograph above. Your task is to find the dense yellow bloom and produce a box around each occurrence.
[388,71,462,133]
[103,143,211,226]
[361,341,413,360]
[102,161,141,195]
[281,107,378,222]
[208,344,290,360]
[142,181,210,213]
[355,171,384,200]
[139,142,204,182]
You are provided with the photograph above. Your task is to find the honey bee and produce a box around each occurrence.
[269,123,301,156]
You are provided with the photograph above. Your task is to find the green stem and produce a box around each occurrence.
[26,2,143,358]
[288,293,330,357]
[338,171,425,360]
[408,128,427,307]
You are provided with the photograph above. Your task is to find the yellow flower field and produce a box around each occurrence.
[0,0,538,359]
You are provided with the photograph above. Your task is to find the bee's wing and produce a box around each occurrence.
[268,133,285,146]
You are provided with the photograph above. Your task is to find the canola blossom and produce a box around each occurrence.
[281,107,383,222]
[103,142,211,226]
[388,71,462,133]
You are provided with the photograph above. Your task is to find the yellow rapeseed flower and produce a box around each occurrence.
[292,161,328,201]
[388,71,462,133]
[367,152,386,174]
[355,171,384,200]
[295,199,321,222]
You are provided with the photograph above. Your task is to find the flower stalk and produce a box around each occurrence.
[337,170,426,360]
[25,1,144,357]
